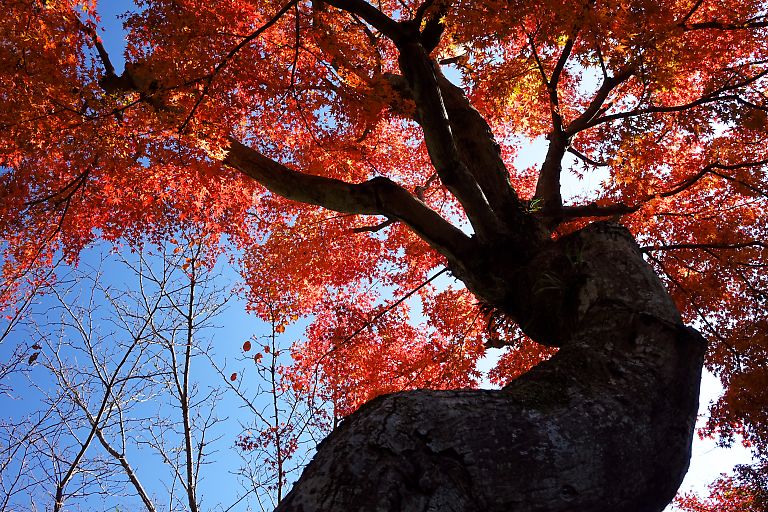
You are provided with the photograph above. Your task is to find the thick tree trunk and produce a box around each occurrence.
[276,223,706,512]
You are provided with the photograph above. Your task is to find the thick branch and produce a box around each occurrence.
[323,0,405,42]
[396,42,503,240]
[547,36,576,133]
[433,73,537,237]
[223,139,472,261]
[533,131,569,218]
[417,0,451,52]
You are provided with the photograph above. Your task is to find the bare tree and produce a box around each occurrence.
[1,233,335,512]
[0,236,233,511]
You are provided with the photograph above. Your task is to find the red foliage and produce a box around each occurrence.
[675,466,768,512]
[1,3,768,496]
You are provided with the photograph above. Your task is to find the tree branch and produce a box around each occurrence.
[641,241,768,252]
[566,64,636,135]
[681,17,768,31]
[396,42,504,240]
[533,132,568,218]
[559,202,639,218]
[584,68,768,129]
[351,218,396,233]
[323,0,405,42]
[559,158,768,219]
[432,73,533,230]
[180,0,300,131]
[223,139,472,261]
[383,66,545,245]
[568,146,609,167]
[678,0,706,25]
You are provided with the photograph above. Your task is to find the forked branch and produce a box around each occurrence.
[223,139,472,262]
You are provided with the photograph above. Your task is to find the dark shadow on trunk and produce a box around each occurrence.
[276,222,706,512]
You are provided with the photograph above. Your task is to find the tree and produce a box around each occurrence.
[0,239,233,511]
[0,236,322,511]
[1,0,766,510]
[226,306,332,510]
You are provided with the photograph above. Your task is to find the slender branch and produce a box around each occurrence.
[52,329,153,511]
[339,267,448,347]
[180,0,300,131]
[181,257,199,512]
[641,241,767,252]
[352,218,396,233]
[526,31,550,88]
[560,158,768,218]
[678,0,705,25]
[568,146,609,167]
[682,17,768,31]
[63,381,157,512]
[566,64,636,135]
[585,68,768,129]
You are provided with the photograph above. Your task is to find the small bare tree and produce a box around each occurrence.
[1,233,332,511]
[0,236,231,511]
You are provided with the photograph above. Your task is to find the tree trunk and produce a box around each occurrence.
[276,222,706,512]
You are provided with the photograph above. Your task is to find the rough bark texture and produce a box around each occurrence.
[276,222,706,512]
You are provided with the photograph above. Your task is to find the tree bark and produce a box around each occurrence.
[275,222,706,512]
